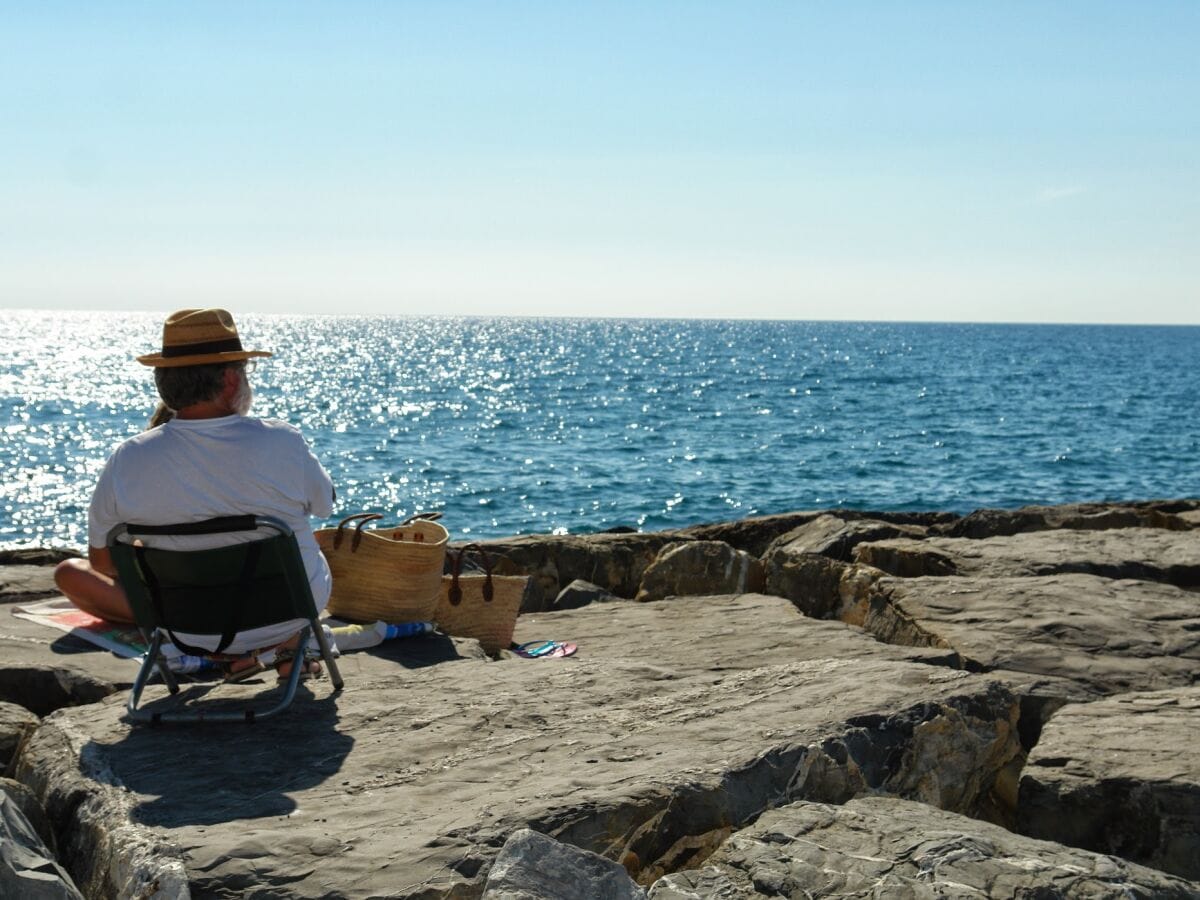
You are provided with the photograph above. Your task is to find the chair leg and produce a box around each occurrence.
[312,619,344,690]
[127,631,165,718]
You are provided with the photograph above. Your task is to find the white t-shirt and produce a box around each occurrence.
[88,415,334,655]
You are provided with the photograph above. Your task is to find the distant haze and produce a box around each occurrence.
[2,3,1197,324]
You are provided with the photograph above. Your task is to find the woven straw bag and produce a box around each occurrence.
[316,513,448,622]
[434,544,528,654]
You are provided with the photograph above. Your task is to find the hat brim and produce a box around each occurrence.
[137,349,273,368]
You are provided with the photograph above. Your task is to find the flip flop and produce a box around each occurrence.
[513,640,577,659]
[513,640,557,658]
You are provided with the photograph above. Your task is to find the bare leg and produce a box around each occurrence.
[53,559,136,625]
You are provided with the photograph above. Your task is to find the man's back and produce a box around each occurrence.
[89,414,334,608]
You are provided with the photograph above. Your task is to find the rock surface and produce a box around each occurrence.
[0,785,84,900]
[15,594,1026,898]
[0,565,60,602]
[1,700,39,771]
[7,500,1200,898]
[855,528,1200,586]
[852,573,1200,697]
[459,531,686,607]
[1019,687,1200,881]
[1,777,58,856]
[551,579,621,612]
[482,827,646,899]
[635,541,764,602]
[649,796,1200,898]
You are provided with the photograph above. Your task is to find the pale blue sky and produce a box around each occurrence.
[2,2,1197,322]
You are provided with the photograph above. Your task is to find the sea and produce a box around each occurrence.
[2,311,1198,550]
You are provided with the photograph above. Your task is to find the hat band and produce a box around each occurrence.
[161,337,244,358]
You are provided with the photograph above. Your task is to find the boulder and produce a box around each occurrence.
[678,509,953,558]
[761,516,925,621]
[934,501,1196,539]
[461,531,686,607]
[0,700,38,771]
[0,785,83,900]
[650,796,1200,898]
[855,528,1200,586]
[13,594,1025,898]
[762,514,927,563]
[853,573,1200,697]
[551,579,621,612]
[1,777,58,857]
[483,827,646,899]
[635,542,764,602]
[1019,688,1200,881]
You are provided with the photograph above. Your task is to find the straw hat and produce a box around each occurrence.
[137,308,273,368]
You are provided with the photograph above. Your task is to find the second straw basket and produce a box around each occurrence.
[316,512,449,622]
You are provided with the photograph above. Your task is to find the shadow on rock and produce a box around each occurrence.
[85,694,354,828]
[366,631,482,667]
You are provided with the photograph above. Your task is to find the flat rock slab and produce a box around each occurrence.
[1,600,130,713]
[1019,687,1200,881]
[0,564,59,601]
[856,573,1200,697]
[856,527,1200,586]
[17,594,1026,899]
[650,796,1200,898]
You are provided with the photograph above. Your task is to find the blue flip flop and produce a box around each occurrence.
[513,640,557,658]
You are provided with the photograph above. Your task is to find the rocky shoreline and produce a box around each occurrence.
[2,500,1198,898]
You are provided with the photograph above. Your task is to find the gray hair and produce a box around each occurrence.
[154,362,241,411]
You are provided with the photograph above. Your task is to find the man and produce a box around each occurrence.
[55,308,335,673]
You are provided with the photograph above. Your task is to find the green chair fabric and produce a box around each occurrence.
[108,515,343,724]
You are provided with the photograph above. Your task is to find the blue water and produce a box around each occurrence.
[2,311,1198,549]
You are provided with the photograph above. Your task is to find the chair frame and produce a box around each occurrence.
[108,515,343,725]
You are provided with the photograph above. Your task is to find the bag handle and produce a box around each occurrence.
[332,513,383,552]
[400,511,443,524]
[447,543,494,606]
[397,511,443,542]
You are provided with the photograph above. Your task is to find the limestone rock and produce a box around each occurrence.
[635,542,764,602]
[1,604,136,701]
[855,573,1200,697]
[0,565,60,603]
[1019,688,1200,880]
[0,786,83,900]
[462,531,685,607]
[0,549,80,567]
[763,514,927,563]
[678,509,952,558]
[1,777,57,855]
[483,827,646,899]
[551,579,621,611]
[647,867,746,899]
[1,700,38,770]
[761,516,924,621]
[935,501,1196,539]
[855,527,1200,586]
[13,594,1024,898]
[669,796,1199,898]
[0,665,117,717]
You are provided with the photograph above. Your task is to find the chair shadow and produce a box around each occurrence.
[84,688,354,828]
[362,630,476,668]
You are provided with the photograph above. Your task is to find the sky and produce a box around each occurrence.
[2,2,1197,323]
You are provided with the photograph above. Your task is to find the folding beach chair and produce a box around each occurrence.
[107,515,343,725]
